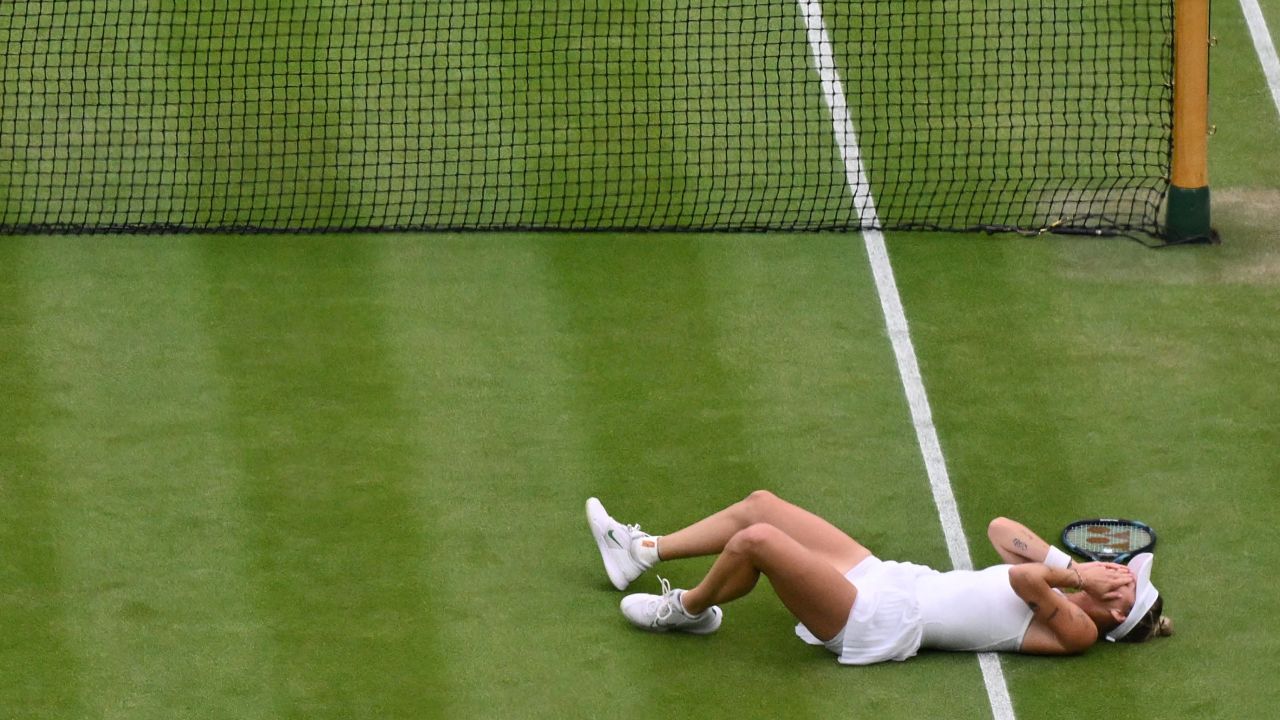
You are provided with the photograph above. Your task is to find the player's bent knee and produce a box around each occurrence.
[727,522,783,556]
[743,489,780,513]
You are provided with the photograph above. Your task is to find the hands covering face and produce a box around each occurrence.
[1075,561,1135,603]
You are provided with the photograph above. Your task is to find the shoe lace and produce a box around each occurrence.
[625,522,647,537]
[653,576,678,625]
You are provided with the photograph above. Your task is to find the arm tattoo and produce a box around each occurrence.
[1012,537,1029,553]
[1025,600,1058,621]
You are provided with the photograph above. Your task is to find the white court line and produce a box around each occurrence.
[794,2,1016,719]
[1240,0,1280,119]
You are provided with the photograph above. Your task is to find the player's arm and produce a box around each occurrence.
[1007,563,1098,654]
[987,517,1070,566]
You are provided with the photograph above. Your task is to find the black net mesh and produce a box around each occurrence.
[0,1,1173,236]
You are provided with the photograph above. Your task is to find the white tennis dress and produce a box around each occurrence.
[795,557,1036,665]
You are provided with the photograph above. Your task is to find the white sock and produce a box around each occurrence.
[631,536,662,567]
[673,589,702,618]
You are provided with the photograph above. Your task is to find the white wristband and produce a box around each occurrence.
[1044,546,1072,569]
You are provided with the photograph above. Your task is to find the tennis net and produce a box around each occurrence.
[0,1,1173,236]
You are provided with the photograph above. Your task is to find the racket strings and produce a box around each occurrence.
[1066,522,1152,552]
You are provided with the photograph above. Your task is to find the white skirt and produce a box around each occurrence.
[795,556,940,665]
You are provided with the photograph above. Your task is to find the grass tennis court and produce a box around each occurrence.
[3,1,1279,719]
[2,0,1171,234]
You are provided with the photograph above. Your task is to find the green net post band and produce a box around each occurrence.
[2,1,1178,238]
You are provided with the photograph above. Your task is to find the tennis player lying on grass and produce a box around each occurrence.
[587,491,1170,664]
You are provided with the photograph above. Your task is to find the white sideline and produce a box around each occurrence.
[1240,0,1280,120]
[794,2,1016,719]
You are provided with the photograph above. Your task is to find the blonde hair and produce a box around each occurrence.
[1119,596,1172,643]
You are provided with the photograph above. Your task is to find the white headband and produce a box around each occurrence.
[1106,552,1159,642]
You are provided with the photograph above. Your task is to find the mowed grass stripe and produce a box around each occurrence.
[199,240,443,719]
[697,237,949,558]
[541,237,789,715]
[370,238,611,718]
[543,238,769,519]
[0,241,85,719]
[8,240,275,718]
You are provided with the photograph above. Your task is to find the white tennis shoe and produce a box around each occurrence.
[586,497,653,590]
[620,577,722,635]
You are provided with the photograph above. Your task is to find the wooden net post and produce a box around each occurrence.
[1166,0,1215,242]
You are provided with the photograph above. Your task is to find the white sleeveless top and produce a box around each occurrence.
[915,565,1035,652]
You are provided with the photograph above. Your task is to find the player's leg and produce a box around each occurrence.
[659,490,871,574]
[587,490,870,591]
[627,522,857,641]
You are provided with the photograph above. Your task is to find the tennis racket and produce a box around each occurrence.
[1061,519,1156,563]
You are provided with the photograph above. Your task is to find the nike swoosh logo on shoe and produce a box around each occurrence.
[607,529,624,548]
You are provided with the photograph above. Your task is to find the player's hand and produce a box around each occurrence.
[1075,561,1134,601]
